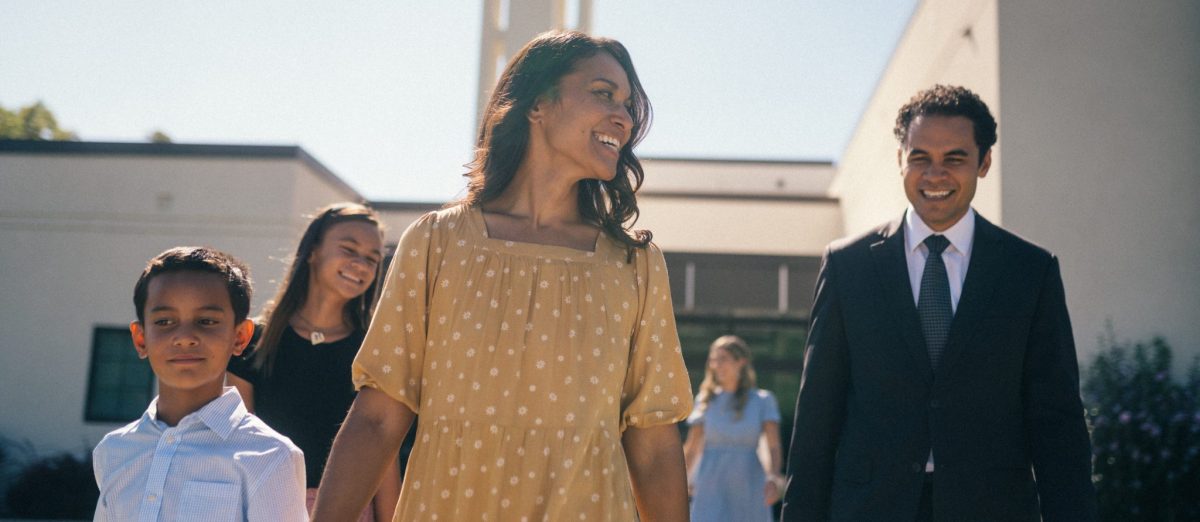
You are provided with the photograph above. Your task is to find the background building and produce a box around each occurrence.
[1,0,1196,474]
[0,141,393,453]
[0,140,832,460]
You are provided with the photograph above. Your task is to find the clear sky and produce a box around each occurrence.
[1,0,918,202]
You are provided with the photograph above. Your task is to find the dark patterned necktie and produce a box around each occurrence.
[919,235,952,370]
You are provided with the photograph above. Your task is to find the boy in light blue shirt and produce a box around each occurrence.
[93,247,307,521]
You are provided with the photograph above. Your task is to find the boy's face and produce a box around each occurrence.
[131,270,253,400]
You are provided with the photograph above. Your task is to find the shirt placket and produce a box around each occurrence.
[138,426,183,522]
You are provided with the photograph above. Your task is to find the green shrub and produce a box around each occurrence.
[1083,334,1200,521]
[5,450,97,519]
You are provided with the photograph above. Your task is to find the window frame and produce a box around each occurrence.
[83,325,155,423]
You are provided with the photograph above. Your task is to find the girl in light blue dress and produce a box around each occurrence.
[684,335,784,522]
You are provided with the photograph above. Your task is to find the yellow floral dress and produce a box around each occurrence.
[352,204,692,521]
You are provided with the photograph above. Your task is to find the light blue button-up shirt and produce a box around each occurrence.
[92,387,308,521]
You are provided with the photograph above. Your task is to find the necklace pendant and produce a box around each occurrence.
[310,330,326,345]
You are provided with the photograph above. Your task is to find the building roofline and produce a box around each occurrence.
[368,200,446,212]
[641,155,834,167]
[0,139,362,199]
[639,191,838,203]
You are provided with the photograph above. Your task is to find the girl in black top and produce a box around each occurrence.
[227,202,399,521]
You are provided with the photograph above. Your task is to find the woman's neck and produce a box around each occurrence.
[716,380,740,393]
[480,162,605,252]
[489,160,583,228]
[295,284,351,331]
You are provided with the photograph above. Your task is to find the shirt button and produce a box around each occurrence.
[147,494,158,502]
[166,435,175,444]
[911,463,923,473]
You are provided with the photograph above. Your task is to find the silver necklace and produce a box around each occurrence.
[293,315,342,345]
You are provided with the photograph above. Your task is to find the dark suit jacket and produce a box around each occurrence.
[781,213,1097,522]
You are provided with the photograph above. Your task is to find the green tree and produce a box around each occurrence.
[0,101,77,140]
[148,129,172,143]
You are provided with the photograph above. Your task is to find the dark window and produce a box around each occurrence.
[663,252,821,314]
[85,327,155,423]
[787,256,823,312]
[694,257,779,311]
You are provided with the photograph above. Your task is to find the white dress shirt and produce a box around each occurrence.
[904,206,976,313]
[904,207,976,472]
[92,387,308,522]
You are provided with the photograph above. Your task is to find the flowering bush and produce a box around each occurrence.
[1083,333,1200,521]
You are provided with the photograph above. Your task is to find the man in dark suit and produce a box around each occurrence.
[781,85,1097,521]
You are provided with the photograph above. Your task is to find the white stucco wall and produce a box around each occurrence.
[996,0,1200,359]
[637,196,842,256]
[641,158,835,197]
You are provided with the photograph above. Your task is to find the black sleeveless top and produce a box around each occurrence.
[228,326,363,488]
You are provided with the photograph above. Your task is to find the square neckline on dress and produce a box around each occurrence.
[464,205,615,263]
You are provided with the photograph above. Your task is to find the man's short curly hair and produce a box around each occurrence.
[894,84,997,161]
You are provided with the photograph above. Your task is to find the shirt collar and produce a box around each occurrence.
[142,387,248,440]
[905,206,976,257]
[141,396,164,430]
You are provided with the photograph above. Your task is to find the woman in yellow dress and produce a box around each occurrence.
[313,31,693,521]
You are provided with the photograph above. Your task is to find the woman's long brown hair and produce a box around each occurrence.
[250,202,384,374]
[459,30,653,258]
[697,335,758,420]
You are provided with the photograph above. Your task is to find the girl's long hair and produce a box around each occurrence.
[459,30,653,257]
[251,202,384,374]
[697,335,758,420]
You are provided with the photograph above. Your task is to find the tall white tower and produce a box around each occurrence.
[475,0,593,134]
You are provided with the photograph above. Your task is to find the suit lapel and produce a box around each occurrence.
[870,216,934,379]
[937,213,1006,377]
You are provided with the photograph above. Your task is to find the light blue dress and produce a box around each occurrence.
[688,388,781,522]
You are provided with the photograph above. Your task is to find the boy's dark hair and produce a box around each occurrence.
[894,84,998,162]
[132,246,253,323]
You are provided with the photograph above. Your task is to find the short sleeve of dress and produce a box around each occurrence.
[351,212,438,413]
[760,390,781,424]
[621,242,693,431]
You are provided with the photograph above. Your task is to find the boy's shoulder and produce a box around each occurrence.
[234,411,303,456]
[93,412,152,454]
